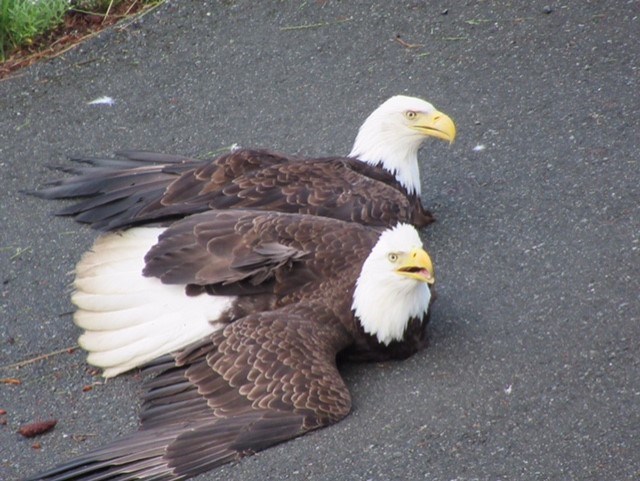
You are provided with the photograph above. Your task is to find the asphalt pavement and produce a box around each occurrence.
[1,1,638,480]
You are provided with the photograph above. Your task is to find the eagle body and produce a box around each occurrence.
[73,210,432,377]
[26,211,435,481]
[25,95,451,480]
[33,96,455,230]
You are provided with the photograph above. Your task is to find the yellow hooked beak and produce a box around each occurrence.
[412,111,456,144]
[395,247,435,284]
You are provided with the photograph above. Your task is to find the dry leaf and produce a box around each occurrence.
[18,419,57,438]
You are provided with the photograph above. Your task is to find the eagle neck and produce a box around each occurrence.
[349,129,422,196]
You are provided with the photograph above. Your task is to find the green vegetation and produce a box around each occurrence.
[0,0,69,60]
[0,0,159,62]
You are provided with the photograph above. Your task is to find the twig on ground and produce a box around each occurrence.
[0,345,79,371]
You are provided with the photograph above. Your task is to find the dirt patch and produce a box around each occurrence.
[1,2,158,79]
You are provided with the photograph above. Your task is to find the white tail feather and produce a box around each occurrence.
[75,304,175,330]
[73,228,234,378]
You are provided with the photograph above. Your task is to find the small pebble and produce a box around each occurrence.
[543,6,553,14]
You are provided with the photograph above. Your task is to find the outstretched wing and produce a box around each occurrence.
[26,307,354,481]
[32,149,424,230]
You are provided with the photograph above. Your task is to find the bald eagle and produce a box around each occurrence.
[25,211,435,481]
[33,96,455,230]
[69,209,434,377]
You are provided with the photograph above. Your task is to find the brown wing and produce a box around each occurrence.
[26,307,354,481]
[200,157,419,227]
[32,148,423,230]
[142,209,377,302]
[31,149,292,231]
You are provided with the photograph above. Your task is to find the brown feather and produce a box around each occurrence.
[32,149,433,230]
[27,307,353,480]
[142,210,372,311]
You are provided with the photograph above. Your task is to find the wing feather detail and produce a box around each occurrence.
[142,210,375,301]
[26,307,353,481]
[31,149,428,230]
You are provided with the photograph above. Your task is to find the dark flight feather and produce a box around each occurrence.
[27,308,353,481]
[32,149,433,230]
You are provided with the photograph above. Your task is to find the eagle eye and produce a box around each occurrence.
[405,111,417,120]
[388,253,398,262]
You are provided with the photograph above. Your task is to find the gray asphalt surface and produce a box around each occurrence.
[1,1,638,480]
